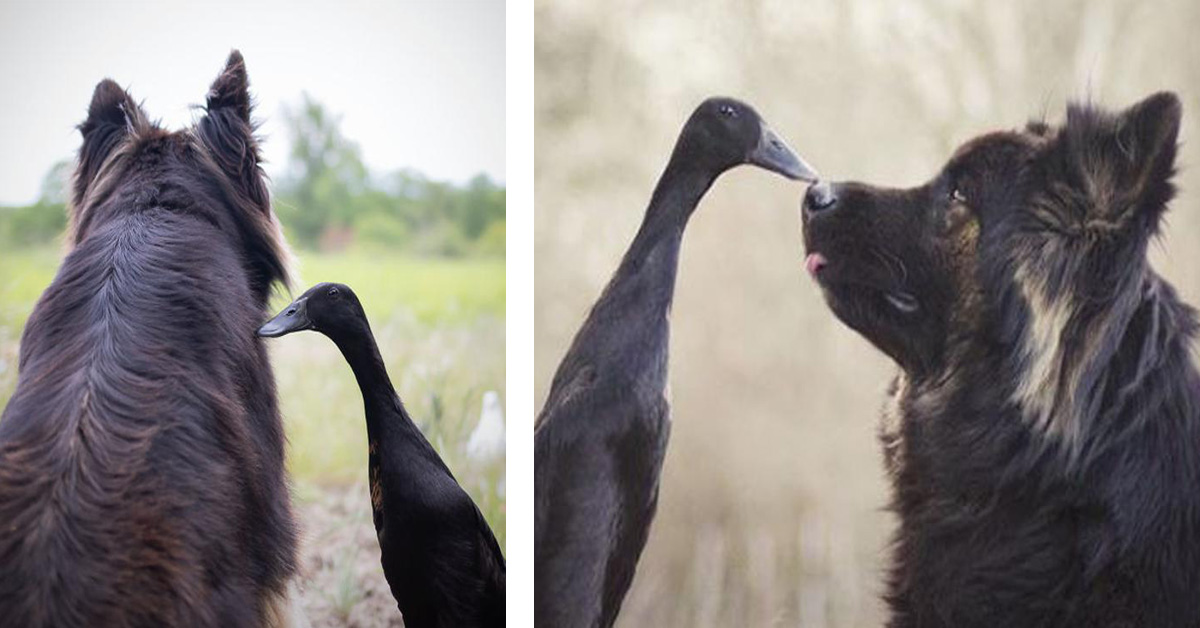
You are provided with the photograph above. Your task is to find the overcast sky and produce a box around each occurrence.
[0,0,505,206]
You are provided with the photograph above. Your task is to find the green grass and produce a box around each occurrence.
[280,250,505,324]
[0,246,61,332]
[0,248,506,331]
[0,246,506,550]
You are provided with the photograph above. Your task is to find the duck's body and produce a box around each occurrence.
[351,339,505,628]
[534,98,816,627]
[260,284,504,628]
[534,200,683,628]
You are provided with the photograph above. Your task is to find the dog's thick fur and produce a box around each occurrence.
[803,93,1200,627]
[0,51,298,627]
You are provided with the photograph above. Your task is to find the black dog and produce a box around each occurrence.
[803,93,1200,627]
[0,52,298,627]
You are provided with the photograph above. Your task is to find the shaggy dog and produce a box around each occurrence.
[0,52,299,627]
[802,93,1200,627]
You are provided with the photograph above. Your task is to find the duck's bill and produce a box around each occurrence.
[750,123,819,182]
[257,297,313,338]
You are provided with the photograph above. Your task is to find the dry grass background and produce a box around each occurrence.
[534,0,1200,625]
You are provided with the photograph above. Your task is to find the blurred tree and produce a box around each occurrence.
[274,94,371,248]
[459,174,506,240]
[274,95,505,257]
[0,159,70,248]
[38,160,72,206]
[0,98,505,256]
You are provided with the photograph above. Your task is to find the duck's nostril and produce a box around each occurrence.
[287,308,296,316]
[805,181,838,212]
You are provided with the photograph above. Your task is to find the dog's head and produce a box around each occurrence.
[802,93,1181,405]
[69,50,292,300]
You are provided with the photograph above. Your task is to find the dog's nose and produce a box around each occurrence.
[805,181,838,213]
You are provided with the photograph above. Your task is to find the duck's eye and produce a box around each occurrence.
[719,104,737,118]
[328,287,340,297]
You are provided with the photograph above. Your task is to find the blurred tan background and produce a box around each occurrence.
[535,1,1200,626]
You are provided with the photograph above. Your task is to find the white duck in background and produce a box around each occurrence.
[467,391,505,465]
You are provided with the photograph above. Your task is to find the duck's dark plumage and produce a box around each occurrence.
[260,283,504,627]
[534,97,815,627]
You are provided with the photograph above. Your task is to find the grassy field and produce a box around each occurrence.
[0,246,505,625]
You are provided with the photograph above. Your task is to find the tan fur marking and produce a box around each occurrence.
[947,219,984,331]
[1011,258,1087,447]
[261,580,310,628]
[880,374,907,473]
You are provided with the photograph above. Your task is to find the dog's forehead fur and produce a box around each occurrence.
[73,127,205,220]
[947,129,1041,167]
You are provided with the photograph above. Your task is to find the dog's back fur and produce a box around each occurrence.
[0,51,297,627]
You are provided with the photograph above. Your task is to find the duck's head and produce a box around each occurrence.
[257,281,365,338]
[679,97,818,182]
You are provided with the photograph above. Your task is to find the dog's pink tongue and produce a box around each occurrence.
[805,252,828,277]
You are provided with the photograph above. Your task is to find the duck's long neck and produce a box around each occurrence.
[330,321,413,440]
[571,158,718,383]
[625,157,717,264]
[608,158,717,306]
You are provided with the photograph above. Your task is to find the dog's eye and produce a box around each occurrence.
[950,187,967,204]
[719,104,737,118]
[945,203,973,232]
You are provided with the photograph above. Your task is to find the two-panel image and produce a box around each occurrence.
[2,1,1199,627]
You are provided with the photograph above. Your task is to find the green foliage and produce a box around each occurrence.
[0,160,71,249]
[354,210,411,250]
[0,98,504,259]
[274,95,505,256]
[474,220,506,257]
[0,203,66,249]
[0,247,60,331]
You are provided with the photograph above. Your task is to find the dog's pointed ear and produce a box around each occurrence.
[196,50,290,295]
[198,49,268,208]
[83,79,147,132]
[1115,91,1181,196]
[73,79,147,208]
[1065,92,1181,228]
[206,49,252,123]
